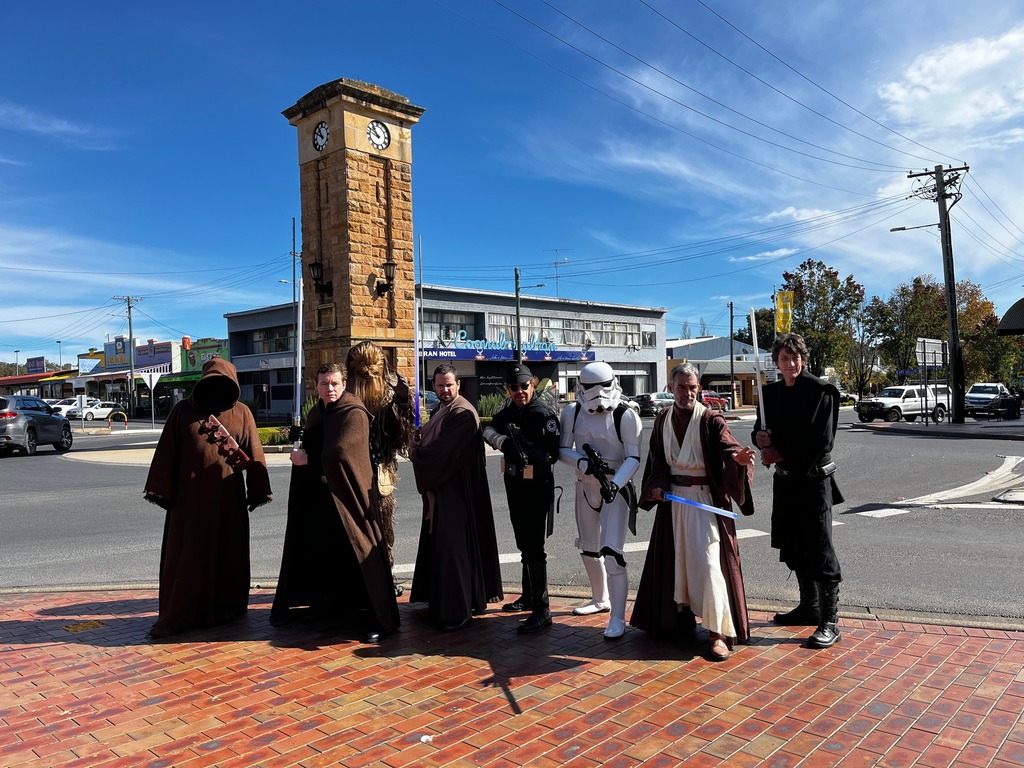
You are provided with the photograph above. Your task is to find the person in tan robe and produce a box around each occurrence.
[144,357,272,640]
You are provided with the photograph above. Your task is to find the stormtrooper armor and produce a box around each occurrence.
[559,361,642,640]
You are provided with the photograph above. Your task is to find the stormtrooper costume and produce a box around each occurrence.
[559,362,642,640]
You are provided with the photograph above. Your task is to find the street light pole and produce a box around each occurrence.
[514,268,546,364]
[14,349,19,376]
[57,341,62,369]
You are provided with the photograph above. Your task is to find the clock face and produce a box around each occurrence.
[366,120,391,151]
[312,121,329,152]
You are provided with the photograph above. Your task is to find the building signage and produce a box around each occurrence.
[78,357,101,374]
[420,330,594,362]
[182,338,230,372]
[26,356,45,374]
[421,347,594,362]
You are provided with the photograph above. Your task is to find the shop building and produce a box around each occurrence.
[417,284,667,404]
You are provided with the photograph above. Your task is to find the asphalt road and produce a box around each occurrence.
[2,409,1023,625]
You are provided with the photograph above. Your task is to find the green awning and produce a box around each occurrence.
[156,373,202,387]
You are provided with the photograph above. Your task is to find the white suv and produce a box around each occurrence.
[964,383,1011,416]
[856,384,949,423]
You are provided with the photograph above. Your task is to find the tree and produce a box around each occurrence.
[679,321,691,340]
[782,259,864,377]
[847,308,879,396]
[956,282,1015,385]
[733,307,774,352]
[865,276,946,384]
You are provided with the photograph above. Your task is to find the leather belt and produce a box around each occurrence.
[671,475,709,486]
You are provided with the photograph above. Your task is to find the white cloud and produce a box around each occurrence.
[0,98,114,150]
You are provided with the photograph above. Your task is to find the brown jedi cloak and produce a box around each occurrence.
[319,392,399,632]
[630,406,755,642]
[143,357,272,639]
[409,395,503,624]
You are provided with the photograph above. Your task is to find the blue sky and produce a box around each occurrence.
[4,1,1024,367]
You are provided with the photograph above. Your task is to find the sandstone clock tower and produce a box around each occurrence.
[283,79,425,391]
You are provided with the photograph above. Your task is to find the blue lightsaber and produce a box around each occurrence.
[664,493,739,520]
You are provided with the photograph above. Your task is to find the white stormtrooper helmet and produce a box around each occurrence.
[578,361,621,413]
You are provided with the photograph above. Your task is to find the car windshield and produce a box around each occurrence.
[877,388,906,398]
[970,385,999,394]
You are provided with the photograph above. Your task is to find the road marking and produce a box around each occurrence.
[901,455,1024,504]
[857,508,909,518]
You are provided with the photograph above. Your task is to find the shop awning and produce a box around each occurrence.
[997,296,1024,336]
[156,373,202,387]
[37,370,79,383]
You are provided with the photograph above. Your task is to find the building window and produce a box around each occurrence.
[250,326,293,354]
[424,310,475,345]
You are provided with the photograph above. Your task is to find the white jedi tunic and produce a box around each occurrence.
[663,402,736,638]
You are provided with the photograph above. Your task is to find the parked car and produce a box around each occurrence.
[855,384,949,423]
[51,397,98,416]
[964,382,1011,417]
[66,401,128,421]
[623,396,641,415]
[0,395,73,456]
[699,391,730,411]
[837,391,858,405]
[635,392,675,416]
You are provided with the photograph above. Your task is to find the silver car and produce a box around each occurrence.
[0,395,74,456]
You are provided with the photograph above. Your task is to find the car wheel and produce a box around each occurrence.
[932,406,946,423]
[22,429,37,456]
[53,424,73,452]
[84,412,95,421]
[884,408,901,422]
[858,414,873,423]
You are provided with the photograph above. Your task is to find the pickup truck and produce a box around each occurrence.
[855,384,949,423]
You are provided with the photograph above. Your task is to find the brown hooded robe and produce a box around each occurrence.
[272,393,399,634]
[630,406,755,643]
[409,395,503,625]
[144,357,272,639]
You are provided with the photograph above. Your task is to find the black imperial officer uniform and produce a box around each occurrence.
[483,364,560,634]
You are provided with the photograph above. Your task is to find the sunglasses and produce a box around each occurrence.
[508,382,531,391]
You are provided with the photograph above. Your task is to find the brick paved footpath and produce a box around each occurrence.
[1,589,1023,768]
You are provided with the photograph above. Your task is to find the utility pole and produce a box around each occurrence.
[515,268,523,364]
[728,301,736,409]
[907,164,969,423]
[113,296,141,417]
[291,218,303,428]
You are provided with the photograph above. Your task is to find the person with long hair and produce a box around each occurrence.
[345,341,415,595]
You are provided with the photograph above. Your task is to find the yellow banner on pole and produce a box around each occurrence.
[776,290,794,333]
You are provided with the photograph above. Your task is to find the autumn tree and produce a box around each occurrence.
[782,259,864,377]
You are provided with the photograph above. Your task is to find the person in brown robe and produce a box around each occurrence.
[144,357,272,640]
[271,363,399,642]
[630,363,755,660]
[409,364,503,632]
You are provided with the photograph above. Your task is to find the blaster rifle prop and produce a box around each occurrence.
[504,423,533,478]
[664,493,739,520]
[582,443,617,504]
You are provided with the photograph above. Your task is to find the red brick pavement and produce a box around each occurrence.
[1,589,1023,767]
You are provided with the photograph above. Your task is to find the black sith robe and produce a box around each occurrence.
[409,396,503,625]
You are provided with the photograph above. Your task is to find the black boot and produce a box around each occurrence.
[773,572,821,626]
[518,561,552,634]
[807,581,841,649]
[503,563,531,612]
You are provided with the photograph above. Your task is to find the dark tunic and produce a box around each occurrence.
[630,406,755,643]
[752,370,843,581]
[271,394,400,634]
[409,396,503,624]
[489,391,560,564]
[144,358,272,639]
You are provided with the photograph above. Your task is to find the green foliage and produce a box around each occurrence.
[783,259,865,377]
[476,392,505,418]
[301,395,318,423]
[257,426,293,446]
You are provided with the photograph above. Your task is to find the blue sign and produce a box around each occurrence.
[421,348,594,362]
